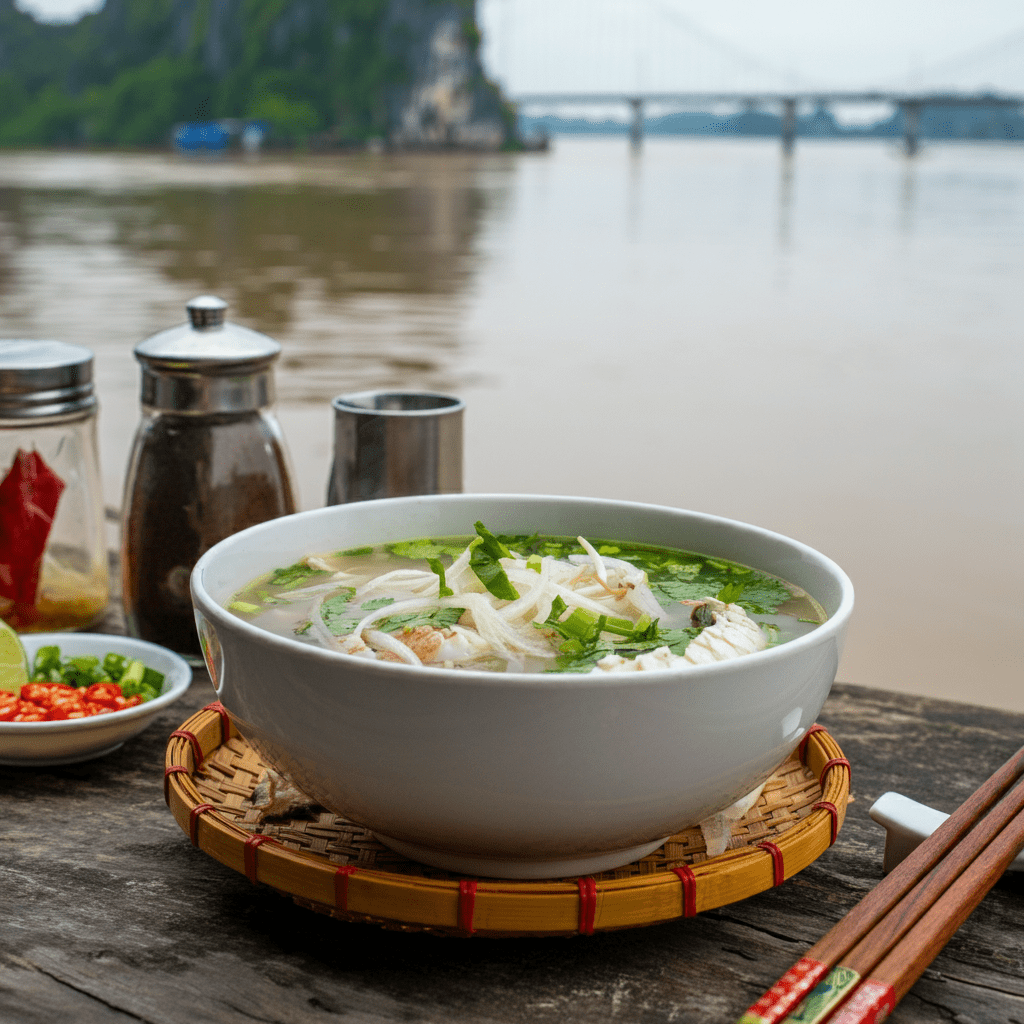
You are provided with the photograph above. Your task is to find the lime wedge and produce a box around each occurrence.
[0,619,29,694]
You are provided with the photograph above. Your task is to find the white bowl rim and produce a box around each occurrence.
[192,493,855,690]
[0,633,193,734]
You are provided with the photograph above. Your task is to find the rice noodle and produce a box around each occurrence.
[576,535,608,583]
[312,532,715,672]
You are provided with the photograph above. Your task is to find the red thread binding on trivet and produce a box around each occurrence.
[459,879,478,935]
[672,865,697,917]
[189,803,215,846]
[334,865,358,911]
[813,800,840,845]
[819,757,851,789]
[203,701,232,744]
[163,765,189,805]
[243,834,278,884]
[170,729,204,769]
[757,841,785,886]
[577,877,598,935]
[798,724,827,760]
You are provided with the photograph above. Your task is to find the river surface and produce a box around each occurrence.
[0,138,1020,711]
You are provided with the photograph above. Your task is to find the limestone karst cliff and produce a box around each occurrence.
[0,0,513,149]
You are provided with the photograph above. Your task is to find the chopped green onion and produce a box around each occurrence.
[428,558,454,598]
[469,522,520,601]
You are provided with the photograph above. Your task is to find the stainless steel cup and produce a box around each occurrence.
[327,390,464,504]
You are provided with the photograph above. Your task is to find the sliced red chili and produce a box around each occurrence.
[83,682,122,708]
[20,682,74,708]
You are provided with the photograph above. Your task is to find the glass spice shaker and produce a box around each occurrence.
[121,297,297,662]
[0,341,110,632]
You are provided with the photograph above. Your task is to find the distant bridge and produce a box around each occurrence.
[479,0,1024,153]
[508,91,1024,154]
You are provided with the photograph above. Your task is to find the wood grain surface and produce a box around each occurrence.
[2,660,1023,1024]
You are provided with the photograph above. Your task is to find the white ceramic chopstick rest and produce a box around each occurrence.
[869,791,1024,874]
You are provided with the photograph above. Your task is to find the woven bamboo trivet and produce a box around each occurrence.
[165,703,851,937]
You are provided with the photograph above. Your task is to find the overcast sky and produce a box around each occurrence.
[15,0,1024,93]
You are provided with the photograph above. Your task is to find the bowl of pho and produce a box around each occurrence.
[190,494,854,879]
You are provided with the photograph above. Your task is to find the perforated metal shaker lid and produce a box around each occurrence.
[0,340,96,418]
[133,296,282,413]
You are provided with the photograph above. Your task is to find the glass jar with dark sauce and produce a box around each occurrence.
[121,297,296,661]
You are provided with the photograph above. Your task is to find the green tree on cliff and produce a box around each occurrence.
[0,0,487,148]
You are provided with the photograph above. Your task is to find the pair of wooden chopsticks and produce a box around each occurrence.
[736,743,1024,1024]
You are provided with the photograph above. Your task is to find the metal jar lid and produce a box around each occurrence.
[0,340,96,419]
[134,296,282,414]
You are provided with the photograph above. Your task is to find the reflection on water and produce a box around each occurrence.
[0,141,1022,714]
[776,152,794,251]
[0,152,512,405]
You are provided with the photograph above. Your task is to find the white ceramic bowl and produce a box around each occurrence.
[191,495,854,878]
[0,633,192,766]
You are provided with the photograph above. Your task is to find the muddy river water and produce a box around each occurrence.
[0,138,1020,710]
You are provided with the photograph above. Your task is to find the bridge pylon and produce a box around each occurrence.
[628,98,643,149]
[900,100,923,156]
[780,97,797,154]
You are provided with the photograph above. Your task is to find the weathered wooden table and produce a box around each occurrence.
[3,630,1022,1023]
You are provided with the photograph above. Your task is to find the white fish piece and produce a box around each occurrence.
[683,599,767,664]
[589,646,685,673]
[590,599,767,673]
[336,634,379,659]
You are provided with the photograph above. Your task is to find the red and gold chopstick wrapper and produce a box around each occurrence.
[826,980,896,1024]
[737,958,830,1024]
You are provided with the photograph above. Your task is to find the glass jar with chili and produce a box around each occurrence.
[0,342,109,632]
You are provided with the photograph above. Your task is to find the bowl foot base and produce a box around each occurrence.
[0,741,124,767]
[372,833,670,879]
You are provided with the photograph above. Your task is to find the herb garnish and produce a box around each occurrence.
[428,558,454,597]
[469,522,520,601]
[268,561,332,590]
[320,589,358,635]
[376,607,465,633]
[30,646,165,701]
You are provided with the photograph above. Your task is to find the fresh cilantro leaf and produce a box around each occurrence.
[338,546,373,556]
[728,576,792,615]
[388,538,466,560]
[716,580,746,604]
[361,597,395,610]
[320,589,358,635]
[375,607,465,632]
[269,561,332,590]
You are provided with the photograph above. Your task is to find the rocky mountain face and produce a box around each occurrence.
[0,0,511,149]
[383,0,506,149]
